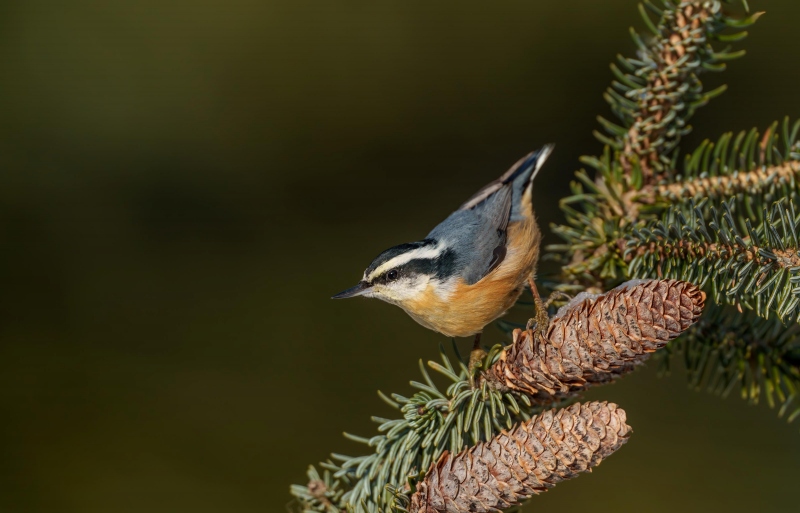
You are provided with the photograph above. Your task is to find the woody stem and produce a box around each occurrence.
[468,333,485,388]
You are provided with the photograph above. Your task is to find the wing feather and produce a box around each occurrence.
[460,183,512,284]
[433,145,552,284]
[458,146,551,211]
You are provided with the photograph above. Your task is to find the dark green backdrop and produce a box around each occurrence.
[0,1,798,511]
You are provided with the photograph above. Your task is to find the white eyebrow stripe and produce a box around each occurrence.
[366,242,445,281]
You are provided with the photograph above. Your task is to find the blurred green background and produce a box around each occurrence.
[0,1,798,512]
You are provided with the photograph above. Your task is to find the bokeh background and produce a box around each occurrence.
[0,1,798,511]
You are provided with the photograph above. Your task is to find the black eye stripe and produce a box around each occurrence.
[380,250,457,282]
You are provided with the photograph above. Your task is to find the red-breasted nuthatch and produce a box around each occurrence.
[333,145,553,360]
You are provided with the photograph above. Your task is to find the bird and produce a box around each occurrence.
[333,144,554,377]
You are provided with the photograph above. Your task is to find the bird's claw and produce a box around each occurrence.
[526,301,550,337]
[543,290,572,309]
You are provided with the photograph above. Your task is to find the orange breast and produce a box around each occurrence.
[402,205,541,338]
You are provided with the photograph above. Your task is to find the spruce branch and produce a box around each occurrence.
[484,279,705,402]
[549,2,765,289]
[291,280,702,513]
[292,1,800,511]
[549,119,800,291]
[647,160,799,202]
[407,402,630,513]
[626,199,800,322]
[600,0,757,184]
[292,348,541,513]
[640,119,800,204]
[544,0,800,449]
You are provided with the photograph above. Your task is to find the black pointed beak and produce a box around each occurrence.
[332,281,372,299]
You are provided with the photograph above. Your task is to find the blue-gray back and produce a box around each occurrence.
[427,145,552,285]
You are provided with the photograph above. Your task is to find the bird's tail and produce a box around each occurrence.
[503,143,554,187]
[458,144,554,212]
[507,144,553,220]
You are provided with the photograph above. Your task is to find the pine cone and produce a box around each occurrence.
[484,279,705,402]
[409,401,630,513]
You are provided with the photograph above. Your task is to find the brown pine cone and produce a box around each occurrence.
[484,279,705,403]
[409,401,630,513]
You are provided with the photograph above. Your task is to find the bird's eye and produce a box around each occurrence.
[387,269,399,281]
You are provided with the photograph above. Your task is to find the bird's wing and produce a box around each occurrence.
[477,184,513,279]
[430,148,552,285]
[454,183,513,285]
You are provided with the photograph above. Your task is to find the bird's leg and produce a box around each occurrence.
[468,333,486,388]
[526,278,550,336]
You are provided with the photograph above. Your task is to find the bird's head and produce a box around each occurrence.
[332,239,456,306]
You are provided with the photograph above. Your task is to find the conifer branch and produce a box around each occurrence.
[291,347,543,513]
[641,120,800,204]
[626,200,800,322]
[549,1,767,290]
[550,119,800,291]
[292,1,800,511]
[645,161,799,202]
[542,0,800,443]
[407,402,630,513]
[290,280,702,513]
[600,0,756,184]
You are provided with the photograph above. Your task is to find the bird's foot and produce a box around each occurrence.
[525,307,550,336]
[544,290,572,309]
[468,334,486,388]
